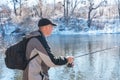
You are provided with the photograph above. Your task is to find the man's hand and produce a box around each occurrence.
[66,56,74,67]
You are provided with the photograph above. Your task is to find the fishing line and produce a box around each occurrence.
[67,46,120,67]
[74,45,120,58]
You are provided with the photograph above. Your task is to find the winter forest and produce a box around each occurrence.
[0,0,120,80]
[0,0,120,35]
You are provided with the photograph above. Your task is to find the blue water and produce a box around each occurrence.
[0,34,120,80]
[48,34,120,80]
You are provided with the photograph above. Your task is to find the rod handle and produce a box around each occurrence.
[67,63,74,67]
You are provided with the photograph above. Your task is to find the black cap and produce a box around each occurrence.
[38,18,56,27]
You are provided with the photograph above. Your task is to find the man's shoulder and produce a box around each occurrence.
[26,31,41,38]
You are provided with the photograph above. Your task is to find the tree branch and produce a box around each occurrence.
[92,1,105,10]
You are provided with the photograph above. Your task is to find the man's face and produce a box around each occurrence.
[40,24,53,37]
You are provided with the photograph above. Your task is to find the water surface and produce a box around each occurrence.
[0,34,120,80]
[48,34,120,80]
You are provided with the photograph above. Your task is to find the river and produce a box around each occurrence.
[0,34,120,80]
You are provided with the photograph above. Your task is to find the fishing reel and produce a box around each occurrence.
[67,63,74,67]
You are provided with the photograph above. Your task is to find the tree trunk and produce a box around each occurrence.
[63,0,69,27]
[119,9,120,22]
[87,10,92,28]
[118,6,120,22]
[64,0,66,18]
[66,0,69,26]
[13,0,17,16]
[87,0,105,28]
[19,0,22,16]
[118,0,120,21]
[39,0,43,18]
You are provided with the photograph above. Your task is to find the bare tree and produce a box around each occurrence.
[64,0,66,18]
[87,0,106,28]
[33,0,43,18]
[13,0,18,16]
[69,0,81,17]
[38,0,43,18]
[63,0,70,27]
[19,0,22,16]
[33,5,41,17]
[12,0,23,16]
[119,0,120,21]
[53,0,56,16]
[63,0,80,27]
[116,0,120,21]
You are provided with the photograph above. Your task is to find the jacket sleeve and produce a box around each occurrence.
[30,38,68,67]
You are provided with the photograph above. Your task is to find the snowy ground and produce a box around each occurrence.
[0,51,15,80]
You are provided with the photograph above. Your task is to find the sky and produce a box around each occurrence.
[0,0,116,9]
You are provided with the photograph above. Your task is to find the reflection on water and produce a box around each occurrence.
[0,34,120,80]
[48,34,120,80]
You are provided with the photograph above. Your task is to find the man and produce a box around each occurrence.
[23,18,74,80]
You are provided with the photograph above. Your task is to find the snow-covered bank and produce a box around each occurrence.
[0,18,120,36]
[0,53,15,80]
[52,29,120,35]
[1,66,15,80]
[52,18,120,35]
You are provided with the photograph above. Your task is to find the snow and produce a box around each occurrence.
[52,18,120,35]
[3,24,17,35]
[1,18,120,36]
[1,67,15,80]
[0,53,15,80]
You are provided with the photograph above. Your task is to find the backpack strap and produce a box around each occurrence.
[26,36,41,64]
[26,35,47,65]
[28,54,39,63]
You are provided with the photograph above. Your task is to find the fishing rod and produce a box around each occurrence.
[74,45,120,58]
[67,45,120,67]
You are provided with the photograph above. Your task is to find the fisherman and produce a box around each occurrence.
[23,18,74,80]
